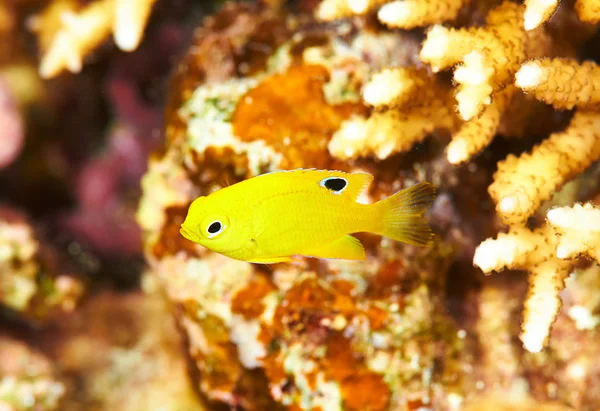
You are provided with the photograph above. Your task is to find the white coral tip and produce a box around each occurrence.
[515,62,544,89]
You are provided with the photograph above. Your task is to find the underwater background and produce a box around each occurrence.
[1,0,600,409]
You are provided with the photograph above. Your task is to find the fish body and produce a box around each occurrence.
[180,169,435,263]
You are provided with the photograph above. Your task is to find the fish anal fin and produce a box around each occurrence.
[302,235,366,261]
[249,256,293,264]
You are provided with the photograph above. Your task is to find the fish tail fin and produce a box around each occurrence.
[372,182,436,246]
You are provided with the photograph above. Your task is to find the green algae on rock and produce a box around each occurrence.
[0,206,83,319]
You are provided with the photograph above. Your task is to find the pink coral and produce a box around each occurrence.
[0,78,24,170]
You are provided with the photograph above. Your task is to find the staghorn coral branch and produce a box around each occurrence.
[40,0,115,78]
[421,2,527,121]
[446,86,513,164]
[474,226,557,274]
[523,0,559,31]
[328,104,455,160]
[521,260,571,352]
[547,203,600,262]
[37,0,156,78]
[474,225,572,352]
[330,67,458,160]
[489,111,600,226]
[516,58,600,110]
[114,0,156,51]
[377,0,469,29]
[362,67,431,108]
[316,0,391,20]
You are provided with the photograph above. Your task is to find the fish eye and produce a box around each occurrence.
[206,220,224,238]
[320,177,348,194]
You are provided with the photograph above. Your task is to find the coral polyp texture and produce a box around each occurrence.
[32,0,157,77]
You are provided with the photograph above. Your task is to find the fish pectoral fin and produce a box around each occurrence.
[302,235,366,261]
[248,256,293,264]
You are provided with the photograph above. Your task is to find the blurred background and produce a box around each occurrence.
[1,0,600,410]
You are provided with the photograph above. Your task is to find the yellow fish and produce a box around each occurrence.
[180,169,435,263]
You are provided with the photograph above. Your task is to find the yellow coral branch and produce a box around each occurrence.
[489,111,600,226]
[316,0,390,20]
[575,0,600,23]
[474,226,572,352]
[328,104,454,159]
[362,67,431,108]
[547,203,600,263]
[377,0,468,29]
[523,0,559,31]
[420,2,527,121]
[40,0,115,78]
[114,0,156,51]
[37,0,155,78]
[521,260,570,352]
[516,58,600,110]
[331,67,457,159]
[447,87,513,164]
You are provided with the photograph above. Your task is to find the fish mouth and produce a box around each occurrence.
[180,224,196,241]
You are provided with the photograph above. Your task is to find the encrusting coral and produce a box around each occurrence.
[0,206,83,318]
[136,2,479,409]
[0,336,66,411]
[31,0,157,78]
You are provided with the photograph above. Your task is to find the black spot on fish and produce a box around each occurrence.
[320,177,348,193]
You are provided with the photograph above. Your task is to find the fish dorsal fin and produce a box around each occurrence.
[301,235,366,260]
[262,169,373,202]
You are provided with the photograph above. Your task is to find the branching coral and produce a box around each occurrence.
[547,203,600,263]
[524,0,600,31]
[316,0,469,29]
[474,226,571,352]
[516,58,600,110]
[329,67,458,160]
[327,1,560,164]
[489,111,600,226]
[420,2,531,121]
[33,0,156,78]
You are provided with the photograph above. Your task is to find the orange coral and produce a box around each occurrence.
[232,64,366,169]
